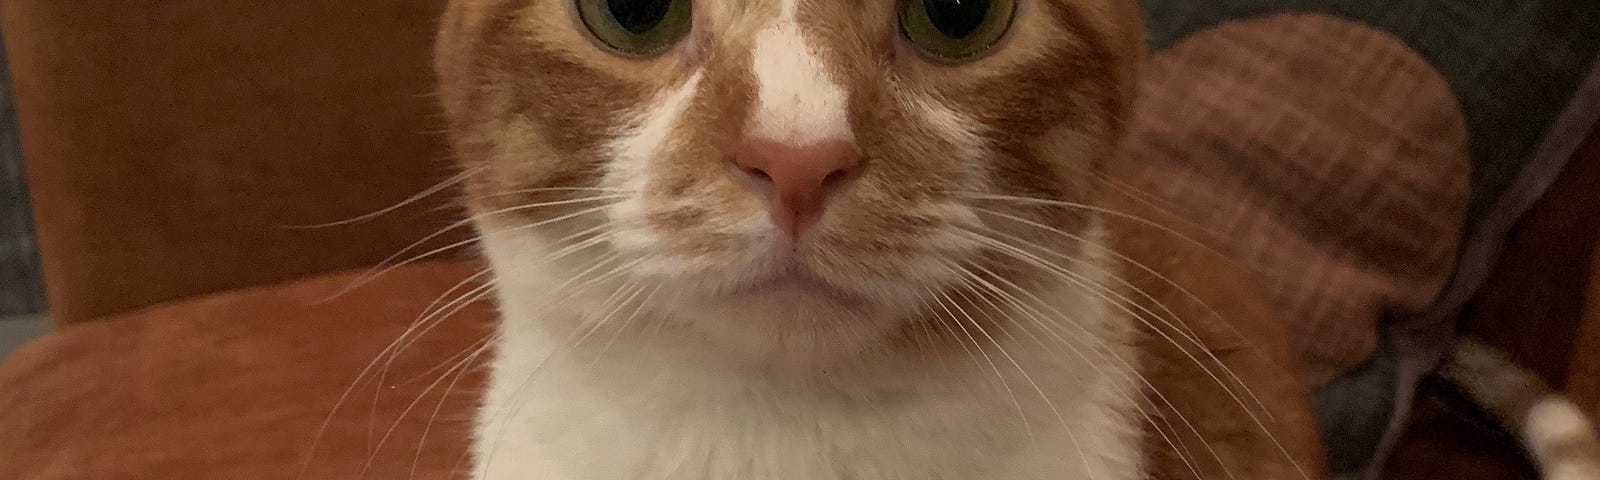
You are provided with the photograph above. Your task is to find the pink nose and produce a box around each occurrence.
[728,139,859,238]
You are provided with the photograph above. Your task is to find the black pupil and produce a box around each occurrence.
[608,0,673,34]
[923,0,992,39]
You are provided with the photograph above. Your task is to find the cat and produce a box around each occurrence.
[430,0,1305,479]
[1440,337,1600,480]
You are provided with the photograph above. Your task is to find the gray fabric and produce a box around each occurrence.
[1314,337,1397,477]
[0,28,45,317]
[0,314,50,361]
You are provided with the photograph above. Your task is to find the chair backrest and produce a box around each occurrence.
[2,1,468,324]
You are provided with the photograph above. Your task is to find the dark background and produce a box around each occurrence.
[0,27,45,318]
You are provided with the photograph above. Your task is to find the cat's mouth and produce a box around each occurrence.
[727,266,867,309]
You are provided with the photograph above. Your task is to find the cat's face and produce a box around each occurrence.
[437,0,1144,362]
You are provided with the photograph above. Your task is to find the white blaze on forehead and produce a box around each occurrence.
[747,0,853,145]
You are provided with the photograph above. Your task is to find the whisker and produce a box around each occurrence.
[302,223,614,479]
[471,253,649,476]
[375,230,615,390]
[1055,162,1210,237]
[377,282,500,389]
[361,331,494,478]
[967,205,1277,372]
[565,257,646,296]
[940,284,1102,480]
[392,326,494,389]
[409,335,498,480]
[959,229,1308,479]
[952,192,1234,265]
[317,199,620,304]
[298,268,493,479]
[596,284,663,358]
[954,262,1224,480]
[364,275,497,452]
[481,186,629,197]
[380,228,616,373]
[962,207,1274,418]
[957,228,1271,428]
[964,208,1208,345]
[568,281,645,352]
[285,165,487,230]
[926,288,1035,440]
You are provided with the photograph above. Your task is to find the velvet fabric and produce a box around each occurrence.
[1,0,469,324]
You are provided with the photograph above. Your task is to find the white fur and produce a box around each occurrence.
[604,72,706,255]
[747,4,853,146]
[470,223,1148,480]
[1525,396,1600,480]
[891,85,993,193]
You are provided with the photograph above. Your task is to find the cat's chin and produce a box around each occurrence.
[722,269,866,309]
[670,279,918,367]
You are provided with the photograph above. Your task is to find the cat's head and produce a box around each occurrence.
[436,0,1144,364]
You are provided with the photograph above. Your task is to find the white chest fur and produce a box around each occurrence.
[469,236,1147,480]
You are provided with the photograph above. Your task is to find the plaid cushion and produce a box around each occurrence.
[1120,13,1472,385]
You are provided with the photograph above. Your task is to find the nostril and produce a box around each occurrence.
[747,167,773,184]
[728,139,859,203]
[727,156,776,195]
[821,167,854,189]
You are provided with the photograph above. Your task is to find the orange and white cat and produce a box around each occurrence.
[436,0,1153,478]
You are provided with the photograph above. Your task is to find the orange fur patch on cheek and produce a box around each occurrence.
[443,0,702,222]
[928,1,1128,237]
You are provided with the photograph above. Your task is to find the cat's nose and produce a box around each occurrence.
[728,139,859,239]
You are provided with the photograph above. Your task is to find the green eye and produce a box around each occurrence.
[899,0,1017,62]
[577,0,693,57]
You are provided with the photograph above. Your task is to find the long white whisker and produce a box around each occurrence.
[382,228,617,371]
[962,229,1308,479]
[409,335,497,480]
[298,267,494,478]
[962,208,1273,419]
[569,281,646,351]
[473,254,651,476]
[378,230,616,388]
[361,331,494,477]
[364,283,499,460]
[941,283,1102,480]
[954,192,1234,266]
[379,282,500,383]
[317,198,622,303]
[482,186,629,197]
[596,284,663,357]
[968,205,1277,375]
[286,165,487,230]
[565,257,646,295]
[927,288,1034,440]
[954,261,1222,480]
[958,229,1270,429]
[302,221,616,478]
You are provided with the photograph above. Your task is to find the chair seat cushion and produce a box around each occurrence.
[0,258,1322,479]
[0,262,492,479]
